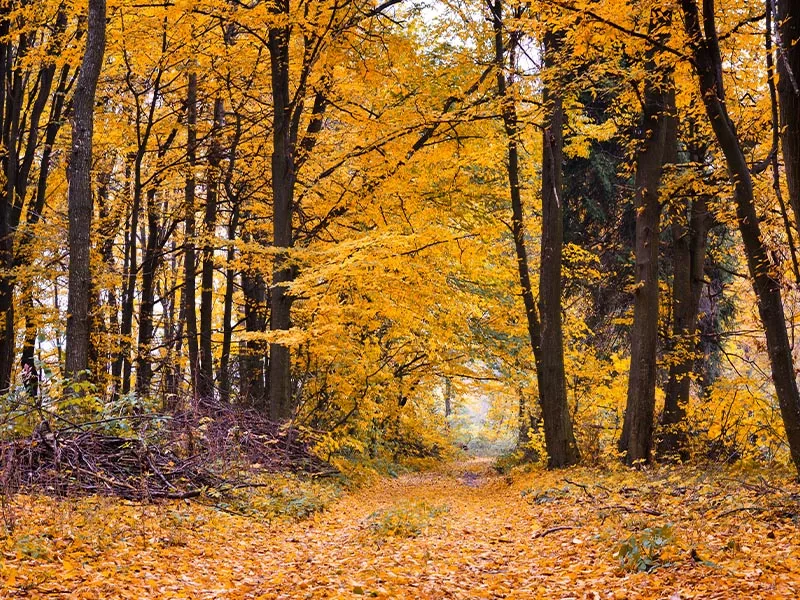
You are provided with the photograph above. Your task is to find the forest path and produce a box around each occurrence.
[3,460,800,599]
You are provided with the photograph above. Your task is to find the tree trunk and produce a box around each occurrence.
[777,0,800,231]
[444,377,452,418]
[658,191,710,460]
[618,9,674,465]
[219,203,240,404]
[65,0,106,382]
[184,72,200,405]
[163,238,183,411]
[0,10,13,393]
[198,98,224,402]
[538,28,580,468]
[135,189,160,397]
[242,267,267,409]
[491,0,579,467]
[681,0,800,473]
[268,16,295,421]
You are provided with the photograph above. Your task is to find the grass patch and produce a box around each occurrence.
[212,474,341,521]
[366,501,449,538]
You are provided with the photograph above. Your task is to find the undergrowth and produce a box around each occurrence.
[366,501,449,538]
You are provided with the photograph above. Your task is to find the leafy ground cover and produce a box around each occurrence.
[1,460,799,599]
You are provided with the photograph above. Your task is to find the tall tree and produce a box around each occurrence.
[184,71,201,404]
[777,0,800,232]
[658,137,713,460]
[267,1,295,420]
[538,23,580,468]
[65,0,107,381]
[680,0,800,473]
[618,8,675,465]
[198,98,225,401]
[491,0,579,467]
[264,0,395,419]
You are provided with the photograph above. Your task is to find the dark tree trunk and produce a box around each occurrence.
[767,3,800,284]
[0,11,19,394]
[92,172,117,388]
[19,287,37,398]
[268,15,295,421]
[491,0,579,467]
[135,190,160,397]
[198,98,224,402]
[184,72,200,404]
[658,190,711,460]
[65,0,106,382]
[777,0,800,232]
[218,109,244,405]
[241,266,267,409]
[163,237,183,411]
[681,0,800,473]
[538,28,580,468]
[219,203,240,404]
[618,9,675,465]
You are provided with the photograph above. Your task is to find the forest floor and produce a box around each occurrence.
[1,458,799,599]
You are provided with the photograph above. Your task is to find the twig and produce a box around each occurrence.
[598,504,663,516]
[564,478,595,499]
[532,525,575,538]
[716,506,767,518]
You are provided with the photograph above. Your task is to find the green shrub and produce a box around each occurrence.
[214,475,340,521]
[616,524,674,572]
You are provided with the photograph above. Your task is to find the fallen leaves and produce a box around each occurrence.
[0,459,799,598]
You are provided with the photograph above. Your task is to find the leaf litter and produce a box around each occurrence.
[1,459,799,598]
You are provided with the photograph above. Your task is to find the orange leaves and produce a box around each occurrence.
[2,461,800,598]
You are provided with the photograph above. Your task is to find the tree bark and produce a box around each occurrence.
[219,202,240,404]
[681,0,800,473]
[184,72,201,406]
[135,190,160,397]
[241,263,268,409]
[658,191,710,460]
[777,0,800,232]
[491,0,579,467]
[619,8,675,465]
[65,0,106,382]
[197,97,224,402]
[164,241,184,412]
[538,28,581,468]
[268,13,295,421]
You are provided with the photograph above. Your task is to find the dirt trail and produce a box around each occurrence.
[201,460,798,599]
[2,460,799,599]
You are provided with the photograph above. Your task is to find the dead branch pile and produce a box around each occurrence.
[0,403,333,500]
[0,426,219,499]
[170,402,332,476]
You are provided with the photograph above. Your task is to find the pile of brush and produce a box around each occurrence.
[0,404,333,500]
